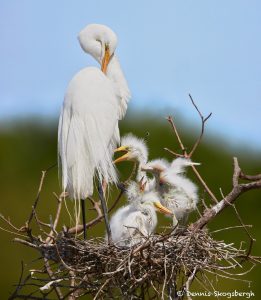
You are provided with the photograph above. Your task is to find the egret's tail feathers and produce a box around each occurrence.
[58,111,118,200]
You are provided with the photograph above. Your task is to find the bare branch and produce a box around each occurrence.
[190,157,261,231]
[188,94,212,158]
[45,192,64,243]
[240,172,261,181]
[27,171,46,226]
[165,99,218,204]
[166,116,186,154]
[68,189,124,235]
[44,258,63,299]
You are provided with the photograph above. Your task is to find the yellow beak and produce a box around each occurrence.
[113,145,130,164]
[154,201,173,215]
[101,46,110,74]
[114,145,128,153]
[113,153,131,164]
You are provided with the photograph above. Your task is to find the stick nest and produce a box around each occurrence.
[18,227,255,299]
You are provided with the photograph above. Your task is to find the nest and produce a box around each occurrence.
[10,227,257,299]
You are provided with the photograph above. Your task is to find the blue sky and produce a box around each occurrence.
[0,1,260,149]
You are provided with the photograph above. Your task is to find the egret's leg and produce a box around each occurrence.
[102,179,107,194]
[81,199,87,240]
[98,181,112,244]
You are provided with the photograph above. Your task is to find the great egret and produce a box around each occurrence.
[109,181,172,246]
[144,158,200,226]
[58,24,130,239]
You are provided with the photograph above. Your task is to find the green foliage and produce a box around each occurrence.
[0,114,260,299]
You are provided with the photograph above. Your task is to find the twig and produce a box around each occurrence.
[8,261,26,300]
[46,192,63,243]
[240,172,261,181]
[184,267,198,300]
[68,189,124,235]
[165,117,218,204]
[44,258,63,299]
[190,157,261,231]
[166,116,186,154]
[165,97,218,204]
[27,171,47,226]
[93,278,111,300]
[188,94,212,158]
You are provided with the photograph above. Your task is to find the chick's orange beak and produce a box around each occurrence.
[101,46,110,74]
[154,202,173,215]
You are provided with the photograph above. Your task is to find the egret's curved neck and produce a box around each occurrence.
[134,154,148,182]
[106,55,130,105]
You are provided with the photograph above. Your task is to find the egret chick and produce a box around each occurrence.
[142,158,170,190]
[109,181,172,247]
[145,158,200,226]
[114,134,148,182]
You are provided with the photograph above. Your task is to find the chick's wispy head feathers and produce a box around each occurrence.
[143,158,170,173]
[170,158,200,175]
[120,134,148,164]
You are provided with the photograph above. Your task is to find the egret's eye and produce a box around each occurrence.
[95,38,101,44]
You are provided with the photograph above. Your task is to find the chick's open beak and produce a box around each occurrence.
[154,202,173,215]
[114,146,128,153]
[101,46,110,74]
[113,153,131,164]
[113,146,130,164]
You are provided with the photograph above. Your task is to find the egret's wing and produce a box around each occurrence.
[107,55,131,120]
[58,67,119,199]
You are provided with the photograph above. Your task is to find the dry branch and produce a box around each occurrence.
[190,157,261,231]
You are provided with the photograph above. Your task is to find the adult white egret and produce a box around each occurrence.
[144,158,200,226]
[109,181,172,246]
[58,24,130,239]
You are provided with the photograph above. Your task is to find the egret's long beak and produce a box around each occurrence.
[113,145,130,164]
[114,146,128,153]
[154,202,173,215]
[101,46,110,74]
[114,153,131,164]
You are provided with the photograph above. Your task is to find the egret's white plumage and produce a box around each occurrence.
[169,158,200,175]
[58,24,130,200]
[142,158,170,190]
[145,159,170,172]
[109,181,171,247]
[158,158,200,224]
